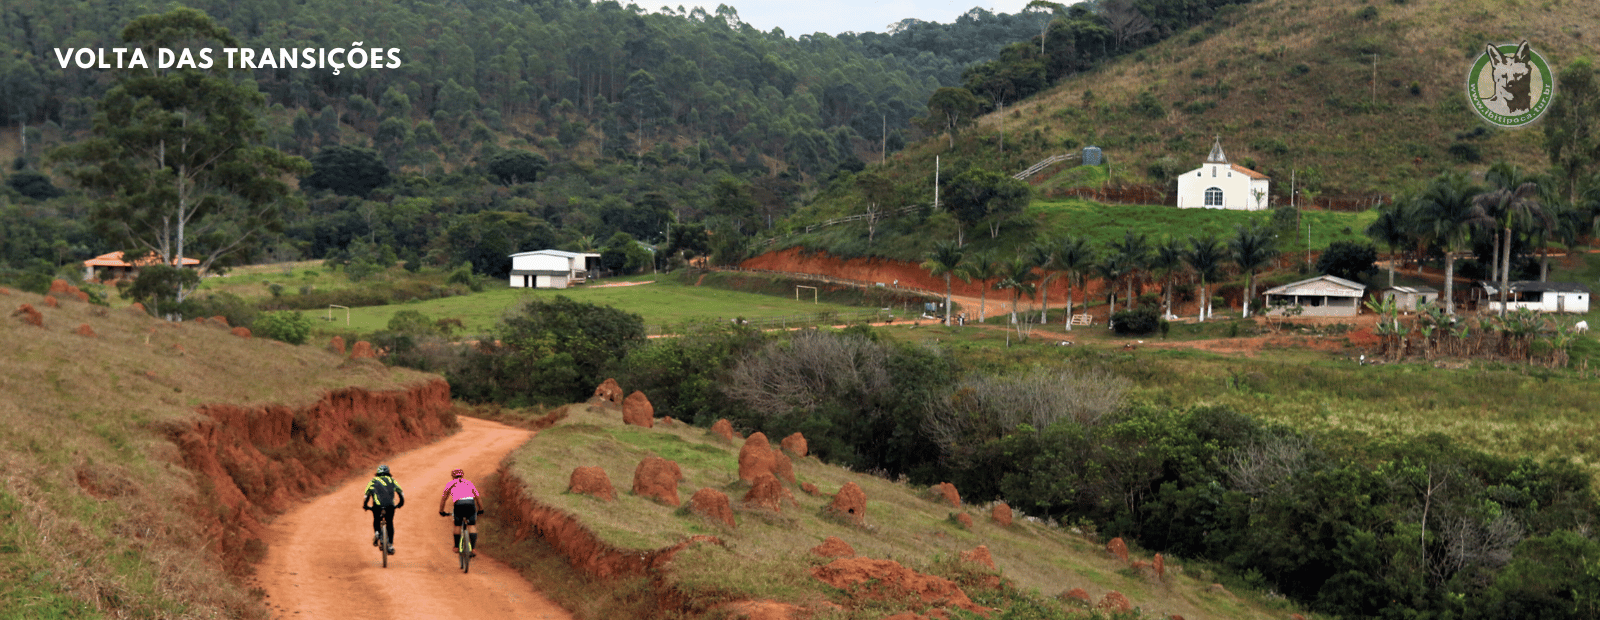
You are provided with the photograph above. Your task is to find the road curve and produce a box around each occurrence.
[253,416,572,620]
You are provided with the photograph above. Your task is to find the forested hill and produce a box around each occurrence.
[1,0,1047,178]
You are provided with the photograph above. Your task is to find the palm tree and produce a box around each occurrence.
[995,255,1039,326]
[1185,235,1228,322]
[1365,200,1412,288]
[1093,253,1129,317]
[1230,223,1280,318]
[1149,236,1187,318]
[1055,236,1094,331]
[920,241,965,326]
[1473,181,1548,316]
[1416,172,1489,315]
[1485,161,1559,281]
[1027,242,1060,324]
[962,251,1001,323]
[1111,230,1151,309]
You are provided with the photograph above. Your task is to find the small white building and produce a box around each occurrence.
[1383,285,1439,312]
[1263,275,1367,317]
[507,249,601,289]
[1176,137,1271,211]
[1479,281,1591,314]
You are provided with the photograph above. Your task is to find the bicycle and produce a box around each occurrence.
[366,506,393,568]
[442,510,484,572]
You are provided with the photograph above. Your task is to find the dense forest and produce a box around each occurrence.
[0,0,1275,290]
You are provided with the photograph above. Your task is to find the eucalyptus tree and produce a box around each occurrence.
[1185,235,1229,322]
[921,241,966,326]
[1230,223,1280,318]
[1416,172,1490,315]
[962,251,1002,323]
[1055,235,1094,330]
[49,8,309,309]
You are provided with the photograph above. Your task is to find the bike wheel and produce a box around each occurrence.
[379,527,389,568]
[459,538,470,573]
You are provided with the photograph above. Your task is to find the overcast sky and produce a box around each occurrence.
[673,0,1039,37]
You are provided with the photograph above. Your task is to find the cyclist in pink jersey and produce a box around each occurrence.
[437,468,487,555]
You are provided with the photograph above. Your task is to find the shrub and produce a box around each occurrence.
[1112,307,1162,335]
[254,311,313,345]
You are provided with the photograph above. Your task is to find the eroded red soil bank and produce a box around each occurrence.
[168,378,458,572]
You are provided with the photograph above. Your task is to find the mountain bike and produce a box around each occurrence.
[366,506,392,568]
[443,510,484,573]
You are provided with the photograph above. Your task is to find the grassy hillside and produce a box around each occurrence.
[488,401,1314,619]
[0,286,439,617]
[971,0,1596,195]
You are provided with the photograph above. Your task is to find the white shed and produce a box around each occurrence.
[1383,285,1439,312]
[1176,136,1271,211]
[508,249,601,289]
[1263,275,1367,317]
[1479,281,1591,314]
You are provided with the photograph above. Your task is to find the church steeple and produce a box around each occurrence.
[1207,135,1227,164]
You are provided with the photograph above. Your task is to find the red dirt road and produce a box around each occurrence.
[253,417,572,620]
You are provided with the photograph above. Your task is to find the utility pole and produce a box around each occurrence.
[1371,53,1378,106]
[934,156,940,211]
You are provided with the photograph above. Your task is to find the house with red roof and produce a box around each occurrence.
[1176,136,1271,211]
[82,251,200,283]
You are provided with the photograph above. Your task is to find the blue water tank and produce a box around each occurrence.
[1082,145,1103,166]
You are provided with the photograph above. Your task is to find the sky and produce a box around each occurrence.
[674,0,1039,37]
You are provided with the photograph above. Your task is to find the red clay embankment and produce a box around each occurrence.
[167,378,459,572]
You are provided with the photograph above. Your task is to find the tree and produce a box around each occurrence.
[1366,201,1412,288]
[962,251,1001,322]
[921,241,965,326]
[304,145,391,198]
[1149,236,1186,319]
[1416,172,1489,315]
[944,168,1031,243]
[922,87,982,149]
[994,255,1038,327]
[1314,240,1378,282]
[486,150,550,185]
[255,310,314,345]
[1185,235,1228,322]
[1474,172,1550,316]
[1092,252,1129,316]
[482,296,647,405]
[1544,58,1600,203]
[1055,235,1094,330]
[49,8,309,306]
[1028,242,1060,324]
[1110,230,1151,309]
[1230,223,1279,318]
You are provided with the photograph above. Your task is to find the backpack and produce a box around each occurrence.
[368,476,400,506]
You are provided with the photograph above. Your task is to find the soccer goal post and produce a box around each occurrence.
[796,285,818,303]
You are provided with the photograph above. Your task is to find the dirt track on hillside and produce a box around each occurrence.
[252,417,571,620]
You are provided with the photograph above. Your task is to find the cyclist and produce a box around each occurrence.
[438,468,487,556]
[362,464,405,555]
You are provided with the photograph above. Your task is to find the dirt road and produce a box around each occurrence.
[253,417,572,620]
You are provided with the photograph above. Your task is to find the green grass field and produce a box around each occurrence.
[291,274,877,336]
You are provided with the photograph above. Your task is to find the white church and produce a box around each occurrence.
[1176,137,1271,211]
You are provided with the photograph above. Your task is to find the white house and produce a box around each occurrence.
[1176,137,1271,211]
[1263,275,1367,317]
[1479,281,1591,314]
[507,249,602,289]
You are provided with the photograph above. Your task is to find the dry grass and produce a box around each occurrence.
[496,403,1308,619]
[0,290,436,618]
[944,0,1600,196]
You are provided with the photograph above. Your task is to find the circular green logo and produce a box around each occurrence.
[1467,40,1554,127]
